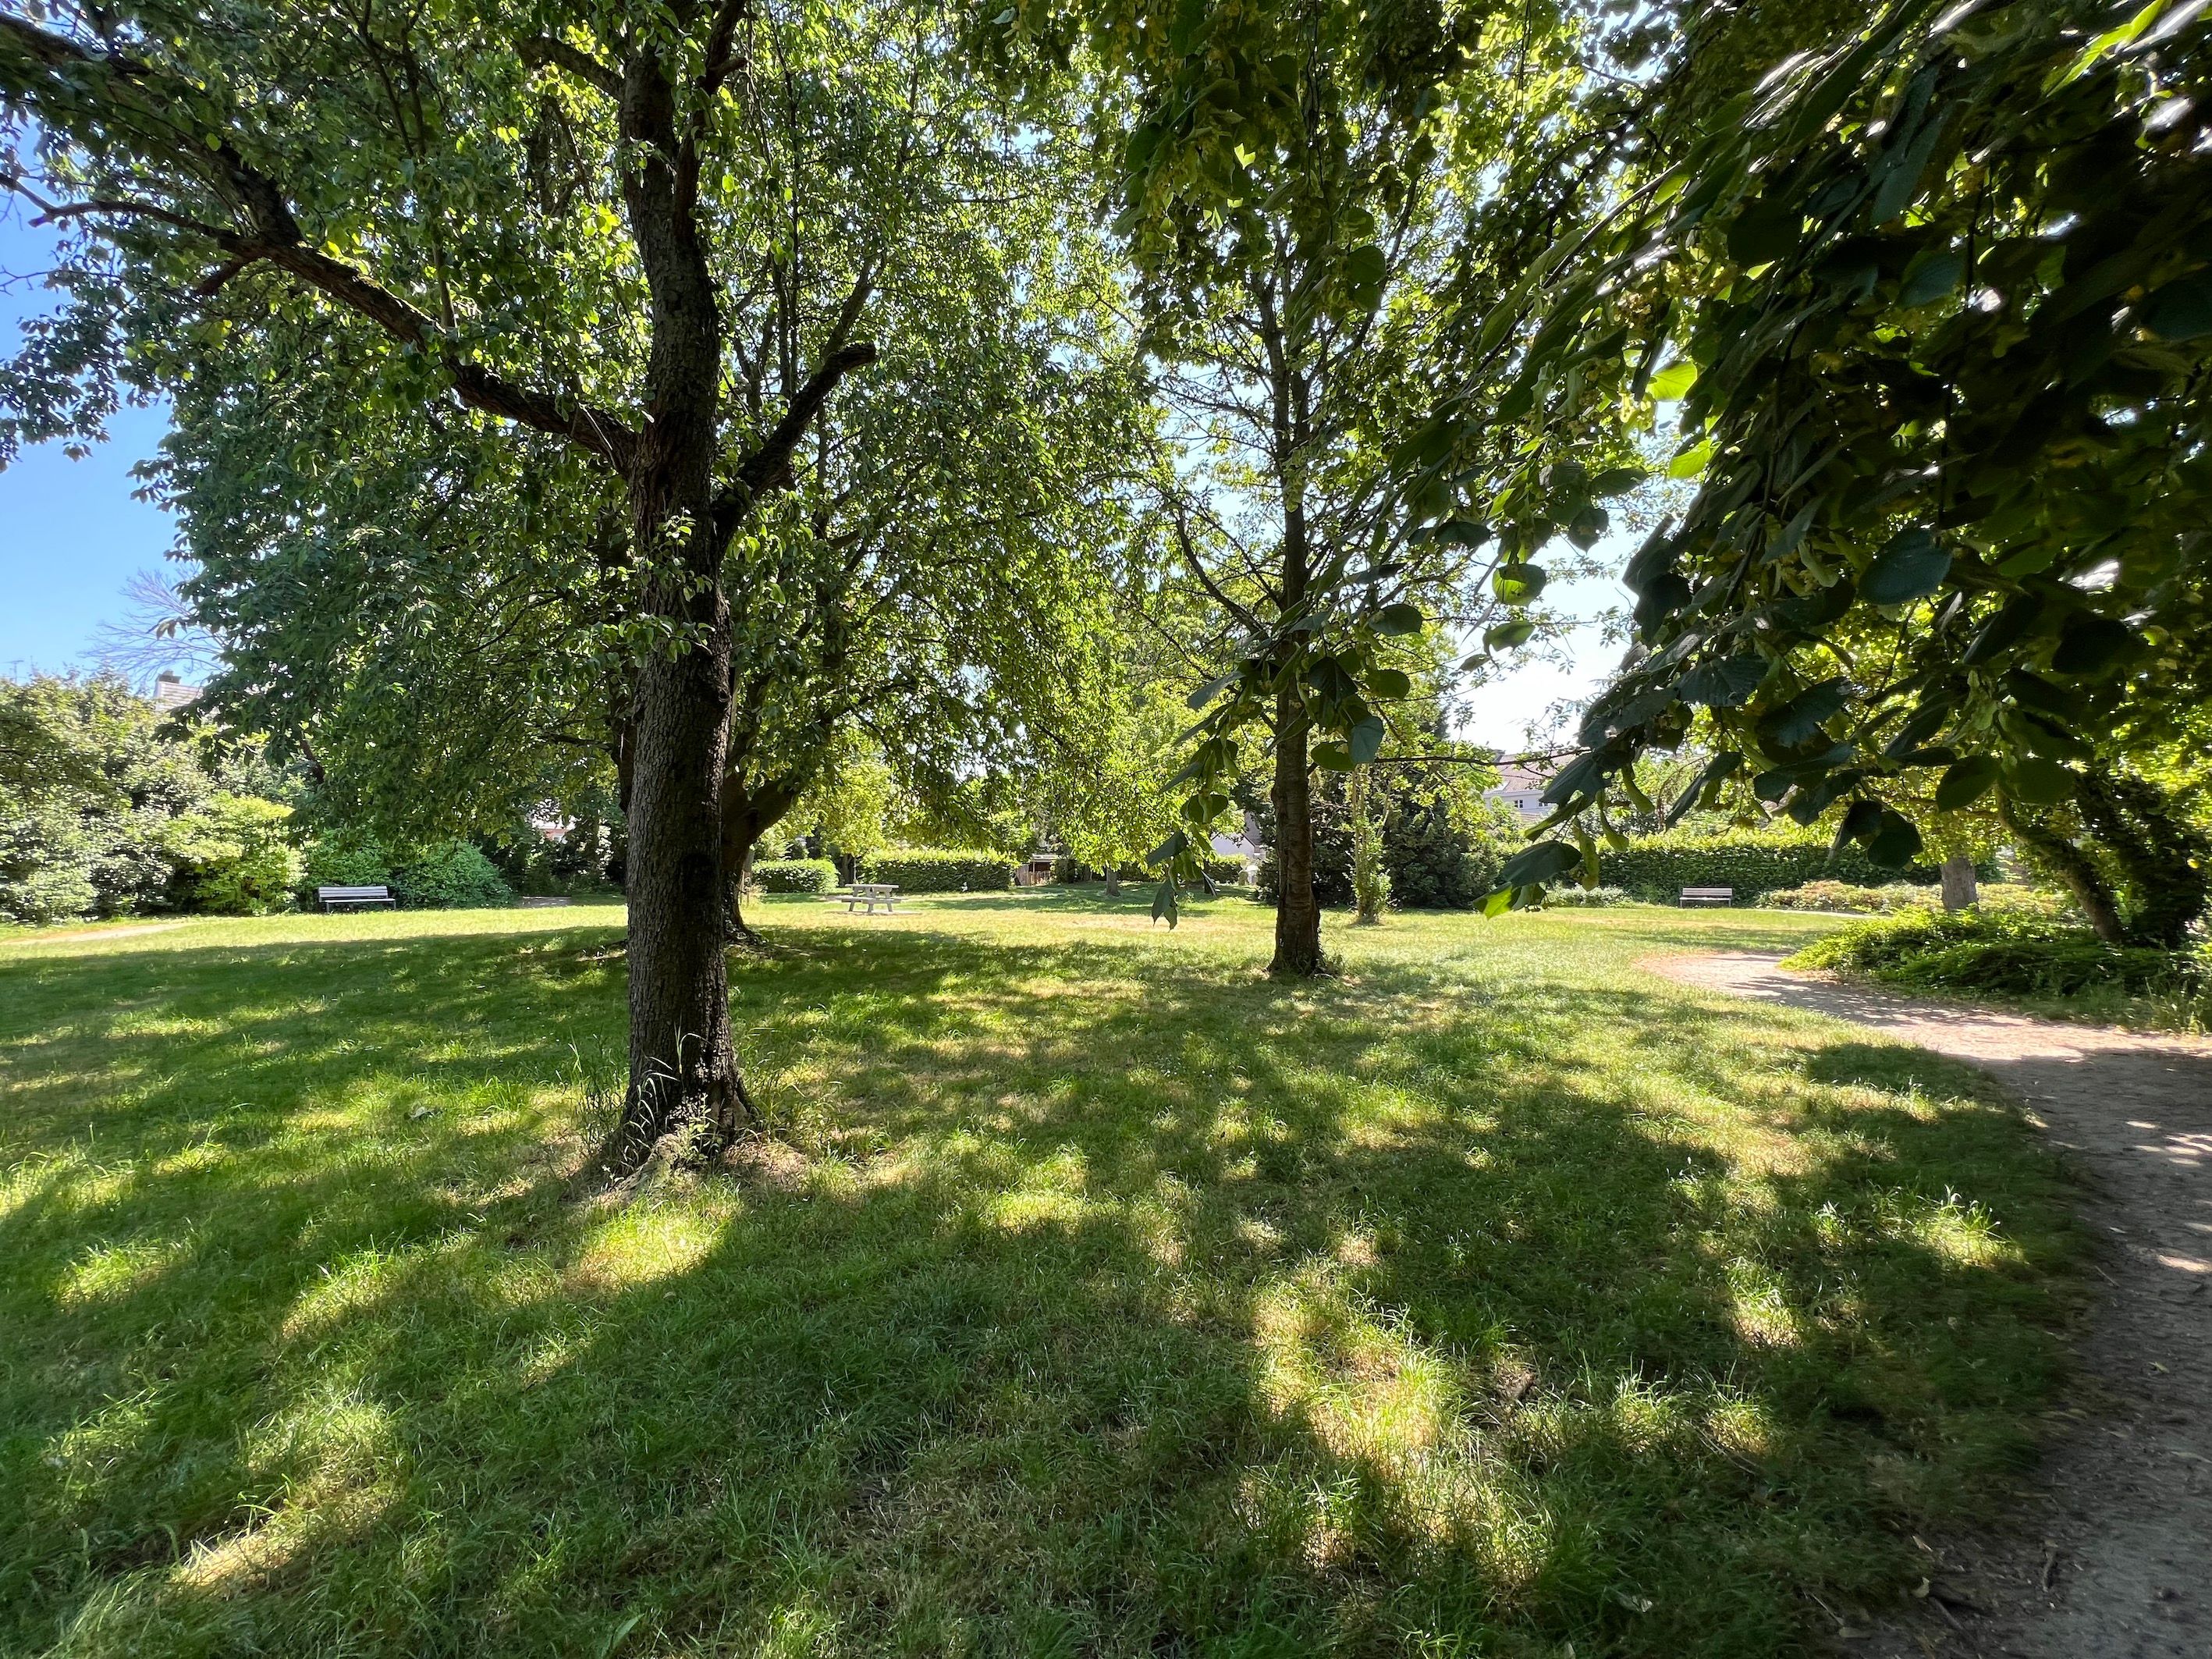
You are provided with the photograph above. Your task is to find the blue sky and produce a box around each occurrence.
[0,205,182,680]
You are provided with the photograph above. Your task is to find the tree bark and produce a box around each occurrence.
[719,774,804,947]
[2000,798,2126,945]
[2076,771,2210,948]
[1103,867,1120,897]
[607,45,751,1167]
[1269,691,1323,974]
[1939,854,1979,911]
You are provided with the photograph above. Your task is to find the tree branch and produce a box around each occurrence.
[712,340,878,536]
[519,35,623,101]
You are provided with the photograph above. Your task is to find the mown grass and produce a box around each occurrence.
[0,893,2082,1657]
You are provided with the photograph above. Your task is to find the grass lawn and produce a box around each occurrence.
[0,893,2082,1657]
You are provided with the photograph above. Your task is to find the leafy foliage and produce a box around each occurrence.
[300,830,510,909]
[857,849,1014,893]
[0,673,295,923]
[1600,826,1958,904]
[752,858,837,895]
[1469,0,2212,918]
[1789,907,2209,1001]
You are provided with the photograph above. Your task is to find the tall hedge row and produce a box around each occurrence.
[1602,829,1947,903]
[753,858,836,893]
[859,849,1014,893]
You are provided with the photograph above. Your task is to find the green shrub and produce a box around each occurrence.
[1536,885,1632,908]
[860,849,1014,893]
[1788,908,2207,1000]
[1765,880,1940,915]
[1603,826,1958,903]
[162,794,302,914]
[1202,854,1251,886]
[392,841,512,909]
[754,858,836,893]
[302,832,511,908]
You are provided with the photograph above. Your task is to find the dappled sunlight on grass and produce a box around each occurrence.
[0,895,2083,1655]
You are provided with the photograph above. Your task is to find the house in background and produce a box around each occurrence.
[152,672,201,715]
[1485,762,1553,823]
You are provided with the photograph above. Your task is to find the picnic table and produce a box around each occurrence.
[1678,886,1734,908]
[832,882,901,915]
[318,884,396,911]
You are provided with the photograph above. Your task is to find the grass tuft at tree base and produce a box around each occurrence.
[1,895,2083,1656]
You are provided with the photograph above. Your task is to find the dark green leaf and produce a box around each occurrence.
[1566,505,1608,549]
[1759,677,1851,748]
[1346,716,1386,765]
[1935,754,2000,810]
[2004,755,2075,805]
[1492,564,1547,605]
[1678,655,1766,708]
[1497,840,1580,889]
[1727,199,1802,268]
[1859,528,1950,606]
[1375,602,1424,635]
[2050,613,2141,674]
[1865,810,1924,868]
[1486,617,1536,651]
[1898,248,1965,307]
[2143,272,2212,341]
[1367,667,1412,699]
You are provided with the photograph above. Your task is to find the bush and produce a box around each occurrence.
[1202,854,1250,886]
[1602,826,1964,904]
[1788,908,2208,1000]
[1764,881,1941,914]
[162,794,302,914]
[302,831,512,908]
[860,848,1014,893]
[392,841,511,909]
[1536,885,1632,908]
[754,858,836,893]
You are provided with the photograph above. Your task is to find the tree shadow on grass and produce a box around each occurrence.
[0,918,2081,1657]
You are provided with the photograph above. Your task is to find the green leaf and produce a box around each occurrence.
[2143,273,2212,341]
[1678,655,1766,708]
[1759,677,1851,748]
[2004,755,2075,805]
[1374,602,1423,636]
[1492,563,1547,605]
[1667,439,1714,480]
[1898,248,1965,307]
[1859,528,1950,606]
[1647,361,1697,400]
[1566,505,1608,549]
[1865,809,1924,868]
[1727,199,1802,268]
[1486,618,1536,651]
[1367,667,1412,698]
[1151,877,1180,929]
[1186,673,1234,711]
[1934,754,2000,811]
[1312,742,1355,770]
[1347,715,1387,764]
[1589,465,1646,497]
[2050,613,2141,674]
[1497,840,1580,889]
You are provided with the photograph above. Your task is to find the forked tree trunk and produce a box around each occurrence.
[1270,691,1323,975]
[1939,854,1979,911]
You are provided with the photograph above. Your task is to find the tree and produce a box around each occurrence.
[1465,0,2212,937]
[989,0,1646,972]
[2,0,1127,1163]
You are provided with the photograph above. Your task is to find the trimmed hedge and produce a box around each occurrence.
[754,858,836,893]
[860,848,1014,893]
[300,832,512,909]
[1601,828,1950,904]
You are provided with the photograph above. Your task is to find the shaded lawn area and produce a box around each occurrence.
[0,895,2082,1657]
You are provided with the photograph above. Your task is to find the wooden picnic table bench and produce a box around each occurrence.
[831,882,901,915]
[1678,886,1734,908]
[318,884,396,911]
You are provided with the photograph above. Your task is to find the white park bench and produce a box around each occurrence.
[318,884,396,911]
[1678,886,1734,908]
[833,882,901,915]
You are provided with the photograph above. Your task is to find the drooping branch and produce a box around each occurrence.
[519,34,623,101]
[2,12,640,471]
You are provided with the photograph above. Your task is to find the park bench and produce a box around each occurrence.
[1678,886,1734,908]
[833,882,901,915]
[318,884,396,911]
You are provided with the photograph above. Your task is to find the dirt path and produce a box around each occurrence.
[1648,952,2212,1658]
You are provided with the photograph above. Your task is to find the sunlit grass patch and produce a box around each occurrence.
[0,894,2082,1656]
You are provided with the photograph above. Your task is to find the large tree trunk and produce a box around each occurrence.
[2000,798,2126,946]
[607,47,751,1168]
[1939,854,1979,911]
[1103,867,1120,897]
[1270,692,1323,975]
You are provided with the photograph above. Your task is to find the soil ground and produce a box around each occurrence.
[1649,952,2212,1659]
